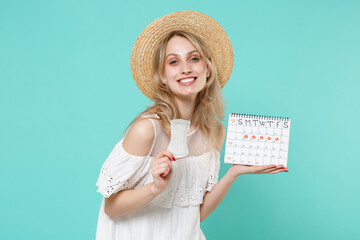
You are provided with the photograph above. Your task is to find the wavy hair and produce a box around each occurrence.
[123,30,226,150]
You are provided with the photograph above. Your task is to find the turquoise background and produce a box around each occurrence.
[1,0,359,239]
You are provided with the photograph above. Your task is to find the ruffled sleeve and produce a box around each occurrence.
[205,150,221,192]
[96,139,154,198]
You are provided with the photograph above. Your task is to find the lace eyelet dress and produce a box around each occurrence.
[96,115,220,240]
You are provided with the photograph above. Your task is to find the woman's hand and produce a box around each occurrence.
[150,150,175,195]
[228,164,289,178]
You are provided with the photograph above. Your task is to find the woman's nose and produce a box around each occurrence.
[180,62,192,74]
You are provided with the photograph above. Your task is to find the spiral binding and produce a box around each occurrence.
[230,113,290,121]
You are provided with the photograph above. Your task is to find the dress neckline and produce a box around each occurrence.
[187,127,199,136]
[120,138,220,159]
[150,113,199,137]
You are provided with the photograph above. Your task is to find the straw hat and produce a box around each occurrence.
[130,10,234,99]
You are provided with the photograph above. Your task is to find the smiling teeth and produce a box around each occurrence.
[179,78,195,83]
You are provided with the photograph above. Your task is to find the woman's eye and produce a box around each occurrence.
[190,57,199,62]
[169,60,178,64]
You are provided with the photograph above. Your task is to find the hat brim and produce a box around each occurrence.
[130,10,234,99]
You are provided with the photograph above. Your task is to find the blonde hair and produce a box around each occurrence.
[123,30,226,150]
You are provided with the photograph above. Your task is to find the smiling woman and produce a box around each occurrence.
[95,10,288,240]
[148,30,223,147]
[162,35,208,98]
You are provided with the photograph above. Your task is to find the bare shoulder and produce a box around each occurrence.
[215,121,226,152]
[122,117,155,156]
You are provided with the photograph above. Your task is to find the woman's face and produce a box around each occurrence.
[162,35,209,99]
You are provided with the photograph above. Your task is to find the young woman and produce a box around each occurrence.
[96,11,288,240]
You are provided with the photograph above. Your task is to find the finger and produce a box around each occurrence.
[151,161,172,178]
[152,168,164,178]
[273,164,286,170]
[154,165,171,177]
[159,167,171,178]
[264,168,288,174]
[155,161,173,171]
[157,150,176,161]
[151,157,172,170]
[262,166,284,173]
[161,168,172,178]
[156,156,174,165]
[252,164,277,173]
[153,167,169,178]
[153,157,173,167]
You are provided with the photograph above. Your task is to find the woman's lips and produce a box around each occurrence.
[177,77,197,86]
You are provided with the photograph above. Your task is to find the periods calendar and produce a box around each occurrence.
[224,113,291,167]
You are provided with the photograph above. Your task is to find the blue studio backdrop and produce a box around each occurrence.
[1,0,359,239]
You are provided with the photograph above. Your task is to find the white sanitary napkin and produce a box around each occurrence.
[167,119,190,158]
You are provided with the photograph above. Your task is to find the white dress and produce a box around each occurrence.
[96,115,220,240]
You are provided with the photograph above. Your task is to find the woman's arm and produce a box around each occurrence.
[200,122,229,221]
[199,123,288,222]
[105,182,162,219]
[104,118,174,219]
[199,168,237,221]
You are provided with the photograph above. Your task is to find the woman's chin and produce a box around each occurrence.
[173,91,200,100]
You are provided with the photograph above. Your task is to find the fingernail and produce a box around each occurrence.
[172,156,176,161]
[285,169,289,172]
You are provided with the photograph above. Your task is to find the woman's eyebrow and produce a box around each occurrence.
[166,50,199,59]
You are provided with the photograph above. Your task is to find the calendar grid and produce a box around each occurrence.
[224,113,291,167]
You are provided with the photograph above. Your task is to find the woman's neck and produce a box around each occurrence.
[174,95,196,121]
